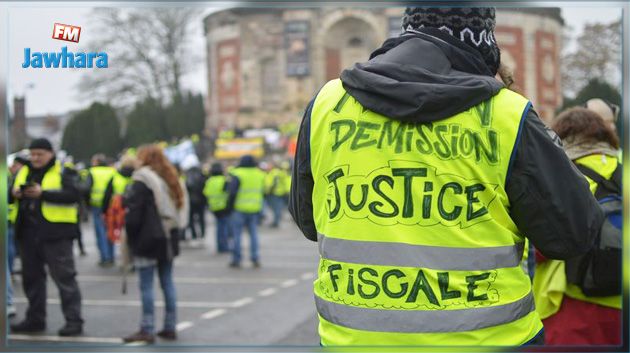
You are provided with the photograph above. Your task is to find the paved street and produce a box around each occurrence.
[8,212,320,347]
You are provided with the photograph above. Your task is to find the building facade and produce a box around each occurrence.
[203,7,564,130]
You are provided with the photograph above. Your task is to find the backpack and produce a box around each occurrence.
[105,194,126,244]
[186,168,207,206]
[565,163,622,297]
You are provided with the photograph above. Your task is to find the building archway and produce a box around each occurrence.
[322,16,379,81]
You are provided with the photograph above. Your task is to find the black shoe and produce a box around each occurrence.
[58,323,83,336]
[252,261,261,268]
[123,330,155,344]
[156,329,177,340]
[228,262,241,268]
[99,260,115,268]
[10,320,46,333]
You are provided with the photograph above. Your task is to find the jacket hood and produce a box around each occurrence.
[239,155,257,168]
[340,28,504,123]
[210,162,224,176]
[119,166,134,178]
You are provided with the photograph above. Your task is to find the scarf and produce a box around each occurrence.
[562,138,619,161]
[132,166,187,233]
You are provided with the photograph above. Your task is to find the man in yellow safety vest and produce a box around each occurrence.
[289,7,603,346]
[226,155,266,268]
[10,138,84,336]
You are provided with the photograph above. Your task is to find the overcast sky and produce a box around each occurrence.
[6,4,624,117]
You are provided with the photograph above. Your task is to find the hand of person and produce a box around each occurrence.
[11,189,22,199]
[23,184,43,199]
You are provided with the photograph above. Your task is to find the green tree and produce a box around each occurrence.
[562,20,621,97]
[164,92,205,139]
[124,97,168,147]
[62,102,122,163]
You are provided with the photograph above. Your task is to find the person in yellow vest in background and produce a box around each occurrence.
[7,153,28,319]
[9,138,84,336]
[533,107,622,345]
[264,162,291,228]
[203,162,232,253]
[289,7,604,346]
[88,154,117,267]
[101,156,136,265]
[226,155,266,268]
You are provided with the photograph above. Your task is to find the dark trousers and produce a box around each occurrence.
[18,234,83,326]
[188,204,206,239]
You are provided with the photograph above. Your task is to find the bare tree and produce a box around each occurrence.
[77,8,201,107]
[562,19,622,97]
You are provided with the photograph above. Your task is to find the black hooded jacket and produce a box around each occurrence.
[289,28,603,260]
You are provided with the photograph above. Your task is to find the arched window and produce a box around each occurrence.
[348,37,363,48]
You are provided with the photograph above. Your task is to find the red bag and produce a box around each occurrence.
[105,194,125,243]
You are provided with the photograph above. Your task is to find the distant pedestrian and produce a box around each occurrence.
[203,162,232,253]
[102,155,136,268]
[227,155,266,268]
[183,161,207,245]
[123,145,188,344]
[88,154,116,266]
[8,153,28,274]
[10,138,84,336]
[7,153,28,319]
[264,162,291,228]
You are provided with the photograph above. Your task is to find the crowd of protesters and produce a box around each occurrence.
[6,133,292,343]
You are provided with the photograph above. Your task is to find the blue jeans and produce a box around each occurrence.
[7,224,15,273]
[231,212,259,264]
[267,195,285,227]
[527,242,536,282]
[215,214,231,252]
[6,265,13,307]
[92,207,113,262]
[523,329,545,345]
[138,260,177,334]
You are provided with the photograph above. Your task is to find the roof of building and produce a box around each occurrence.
[498,7,564,26]
[203,7,564,26]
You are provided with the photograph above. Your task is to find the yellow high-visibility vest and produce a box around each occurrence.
[89,166,116,207]
[204,175,229,212]
[13,162,78,224]
[309,79,541,346]
[231,167,265,213]
[111,172,132,196]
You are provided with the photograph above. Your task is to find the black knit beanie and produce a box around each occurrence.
[402,7,501,75]
[28,138,53,151]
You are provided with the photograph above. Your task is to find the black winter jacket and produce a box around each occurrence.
[124,181,180,261]
[11,158,81,241]
[289,28,604,261]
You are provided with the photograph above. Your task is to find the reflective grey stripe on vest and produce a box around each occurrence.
[318,233,524,271]
[315,291,535,333]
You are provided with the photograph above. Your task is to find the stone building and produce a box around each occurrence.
[203,7,564,130]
